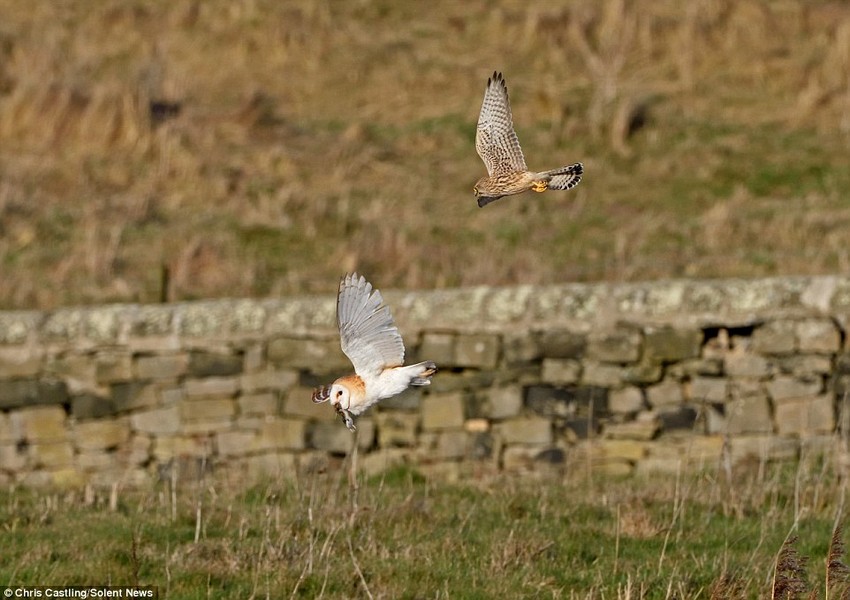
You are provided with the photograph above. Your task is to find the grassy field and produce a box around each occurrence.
[0,0,849,308]
[2,458,849,599]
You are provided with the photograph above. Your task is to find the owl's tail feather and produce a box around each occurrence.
[542,162,583,191]
[410,360,438,386]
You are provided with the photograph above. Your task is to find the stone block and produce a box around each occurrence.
[586,329,641,363]
[77,451,115,471]
[775,395,834,435]
[0,443,26,471]
[243,344,264,372]
[502,445,561,472]
[725,395,772,435]
[421,393,465,430]
[498,417,552,445]
[537,329,587,359]
[647,379,683,408]
[281,387,337,420]
[72,394,116,420]
[689,376,728,403]
[436,430,468,459]
[255,417,308,451]
[30,442,74,468]
[796,319,841,353]
[179,398,236,421]
[95,351,133,383]
[454,334,500,369]
[644,326,701,362]
[184,377,239,398]
[487,385,523,420]
[657,406,698,431]
[581,361,623,387]
[152,436,211,460]
[596,439,648,462]
[501,331,540,365]
[0,379,68,409]
[752,321,796,354]
[417,332,455,365]
[622,360,664,385]
[111,381,160,412]
[723,353,772,378]
[645,436,724,465]
[50,354,96,387]
[216,430,256,457]
[376,411,419,447]
[240,369,298,393]
[729,436,798,462]
[309,419,374,454]
[134,354,189,380]
[16,406,67,442]
[780,355,833,377]
[131,406,180,435]
[668,358,723,378]
[0,346,42,378]
[182,418,234,435]
[0,412,16,443]
[767,376,822,401]
[609,386,644,414]
[122,434,152,466]
[243,452,298,479]
[239,393,279,416]
[48,467,86,488]
[267,337,349,370]
[604,416,659,440]
[74,419,130,450]
[188,351,244,377]
[541,359,581,385]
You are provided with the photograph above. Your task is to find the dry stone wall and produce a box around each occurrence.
[2,275,850,488]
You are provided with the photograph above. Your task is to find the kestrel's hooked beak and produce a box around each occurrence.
[311,385,331,403]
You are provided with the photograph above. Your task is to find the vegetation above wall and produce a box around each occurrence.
[0,1,849,308]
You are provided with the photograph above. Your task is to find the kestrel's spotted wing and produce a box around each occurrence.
[475,71,528,177]
[336,273,405,382]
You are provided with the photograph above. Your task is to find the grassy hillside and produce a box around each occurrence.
[0,0,849,308]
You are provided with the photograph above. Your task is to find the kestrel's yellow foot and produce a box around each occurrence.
[531,180,548,193]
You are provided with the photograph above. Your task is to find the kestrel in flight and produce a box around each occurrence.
[473,71,583,208]
[311,273,437,431]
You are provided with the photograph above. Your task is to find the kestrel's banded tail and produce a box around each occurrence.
[540,163,583,191]
[473,71,584,207]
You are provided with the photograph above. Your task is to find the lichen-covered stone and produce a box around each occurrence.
[267,337,348,370]
[774,395,834,434]
[608,386,644,414]
[376,411,419,447]
[723,353,772,378]
[74,419,130,450]
[240,369,298,394]
[796,318,841,353]
[255,418,309,451]
[766,376,822,401]
[454,334,500,369]
[72,394,117,420]
[581,361,623,387]
[417,332,455,366]
[131,406,180,435]
[647,379,683,408]
[752,321,796,354]
[725,395,772,435]
[184,377,239,398]
[689,376,729,403]
[537,329,587,359]
[95,351,133,383]
[309,419,374,453]
[188,351,244,377]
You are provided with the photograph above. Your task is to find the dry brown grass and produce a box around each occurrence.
[0,0,849,308]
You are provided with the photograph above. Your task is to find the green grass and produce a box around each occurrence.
[2,461,848,599]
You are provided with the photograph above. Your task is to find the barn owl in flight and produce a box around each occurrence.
[312,273,437,431]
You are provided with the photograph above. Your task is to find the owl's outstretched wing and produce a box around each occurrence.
[336,273,405,382]
[475,71,528,177]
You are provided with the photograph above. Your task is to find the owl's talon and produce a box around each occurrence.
[337,406,357,431]
[531,181,548,193]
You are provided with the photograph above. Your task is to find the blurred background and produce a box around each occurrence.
[0,0,848,310]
